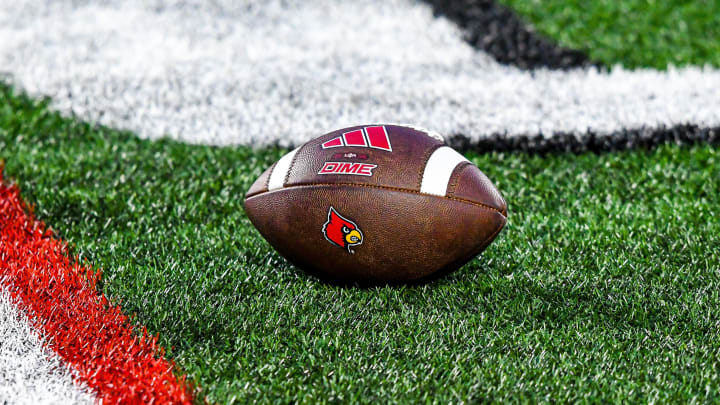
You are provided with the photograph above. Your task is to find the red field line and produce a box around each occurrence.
[0,168,194,404]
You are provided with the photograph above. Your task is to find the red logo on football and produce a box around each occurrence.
[321,126,392,151]
[322,207,363,253]
[318,161,377,176]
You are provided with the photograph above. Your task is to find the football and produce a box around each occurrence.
[244,124,507,285]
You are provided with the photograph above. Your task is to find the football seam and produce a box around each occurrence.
[245,181,506,216]
[283,145,305,186]
[263,161,277,192]
[445,161,473,197]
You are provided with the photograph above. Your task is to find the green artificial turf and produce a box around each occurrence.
[500,0,720,69]
[2,84,720,403]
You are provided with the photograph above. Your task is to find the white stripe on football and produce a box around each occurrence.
[268,147,300,191]
[420,147,470,197]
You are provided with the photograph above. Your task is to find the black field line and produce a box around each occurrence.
[422,0,595,69]
[1,0,719,152]
[446,124,720,154]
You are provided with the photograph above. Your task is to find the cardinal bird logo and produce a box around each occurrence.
[322,207,364,253]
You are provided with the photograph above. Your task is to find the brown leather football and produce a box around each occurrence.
[244,124,507,285]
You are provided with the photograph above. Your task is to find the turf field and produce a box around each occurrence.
[2,83,720,402]
[500,0,720,68]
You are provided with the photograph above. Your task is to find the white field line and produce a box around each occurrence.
[0,0,719,146]
[0,288,94,405]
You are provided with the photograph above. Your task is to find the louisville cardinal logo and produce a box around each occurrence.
[322,207,363,253]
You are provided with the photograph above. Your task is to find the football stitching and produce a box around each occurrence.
[251,182,506,216]
[283,145,305,186]
[263,161,277,192]
[445,162,473,198]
